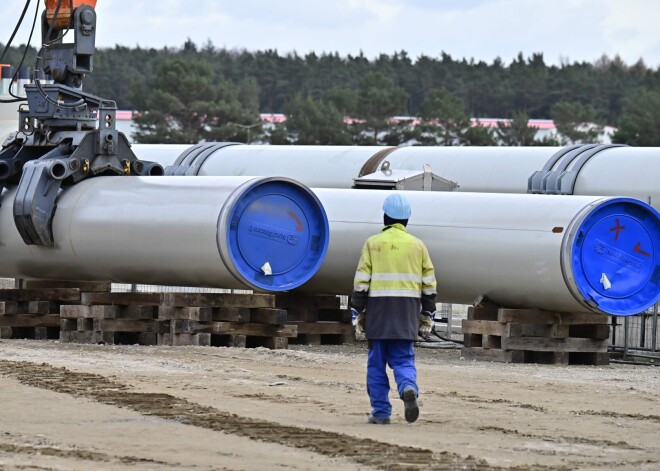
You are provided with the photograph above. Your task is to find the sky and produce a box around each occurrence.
[1,0,659,67]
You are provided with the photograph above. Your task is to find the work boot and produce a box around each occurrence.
[402,387,419,423]
[367,414,390,425]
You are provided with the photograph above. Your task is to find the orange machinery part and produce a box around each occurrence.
[44,0,97,29]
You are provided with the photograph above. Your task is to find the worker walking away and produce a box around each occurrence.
[350,193,437,424]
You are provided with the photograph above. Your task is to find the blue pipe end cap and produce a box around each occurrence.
[571,198,660,316]
[225,180,329,292]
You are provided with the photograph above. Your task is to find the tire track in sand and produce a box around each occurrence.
[0,359,548,471]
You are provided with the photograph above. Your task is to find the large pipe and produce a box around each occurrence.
[132,144,660,211]
[0,176,329,292]
[0,175,656,315]
[302,190,660,316]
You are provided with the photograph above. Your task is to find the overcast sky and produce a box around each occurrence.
[2,0,659,67]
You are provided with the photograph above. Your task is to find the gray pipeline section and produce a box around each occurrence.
[0,176,276,289]
[0,178,655,314]
[132,144,660,211]
[302,189,622,315]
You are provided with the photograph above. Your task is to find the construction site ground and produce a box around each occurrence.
[0,339,657,471]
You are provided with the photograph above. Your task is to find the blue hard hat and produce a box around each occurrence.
[383,193,411,219]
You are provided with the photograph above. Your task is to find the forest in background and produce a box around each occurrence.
[2,40,659,146]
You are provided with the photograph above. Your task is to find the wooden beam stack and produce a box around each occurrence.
[462,306,610,365]
[275,294,353,345]
[1,281,356,349]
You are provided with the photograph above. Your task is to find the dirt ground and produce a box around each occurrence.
[0,339,657,471]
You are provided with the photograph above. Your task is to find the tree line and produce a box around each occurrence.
[2,40,659,145]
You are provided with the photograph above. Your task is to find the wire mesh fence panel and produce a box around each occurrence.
[111,284,252,294]
[610,305,660,354]
[0,278,16,289]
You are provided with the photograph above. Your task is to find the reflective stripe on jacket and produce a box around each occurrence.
[351,224,437,340]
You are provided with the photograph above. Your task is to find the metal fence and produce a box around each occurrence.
[609,303,660,360]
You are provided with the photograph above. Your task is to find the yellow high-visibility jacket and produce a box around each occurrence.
[350,224,437,340]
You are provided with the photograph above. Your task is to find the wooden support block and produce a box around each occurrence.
[461,347,524,363]
[569,324,610,340]
[498,309,608,325]
[482,335,501,349]
[60,331,115,344]
[77,318,93,331]
[81,292,162,306]
[158,333,211,346]
[249,308,287,325]
[230,335,247,348]
[20,280,111,292]
[169,319,185,334]
[158,306,213,321]
[463,333,483,348]
[462,320,507,336]
[33,327,49,340]
[467,305,499,321]
[462,320,569,340]
[318,308,351,323]
[27,301,61,315]
[285,307,312,322]
[60,305,119,319]
[210,334,247,348]
[162,293,274,308]
[93,318,156,333]
[118,305,158,319]
[183,321,297,338]
[211,307,250,323]
[497,309,560,324]
[289,321,354,336]
[508,323,569,338]
[0,289,81,302]
[501,336,608,353]
[0,302,22,315]
[0,314,60,328]
[275,294,340,310]
[60,319,77,331]
[154,320,171,334]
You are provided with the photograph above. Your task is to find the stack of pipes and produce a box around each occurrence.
[0,143,658,317]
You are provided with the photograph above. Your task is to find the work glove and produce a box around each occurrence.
[419,311,435,335]
[351,308,366,341]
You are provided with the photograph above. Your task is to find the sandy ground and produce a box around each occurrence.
[0,339,657,471]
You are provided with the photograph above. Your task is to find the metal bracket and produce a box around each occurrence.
[165,142,241,176]
[527,144,628,194]
[8,131,163,246]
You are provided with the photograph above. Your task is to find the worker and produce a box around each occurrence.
[350,193,437,424]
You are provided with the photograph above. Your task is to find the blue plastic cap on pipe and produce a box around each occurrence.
[383,193,412,219]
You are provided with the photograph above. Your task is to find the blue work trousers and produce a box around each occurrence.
[367,339,418,419]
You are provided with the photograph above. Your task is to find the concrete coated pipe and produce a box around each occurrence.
[134,144,660,211]
[301,190,660,316]
[0,176,329,291]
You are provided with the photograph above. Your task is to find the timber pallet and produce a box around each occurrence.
[157,293,294,349]
[0,301,61,340]
[0,281,96,340]
[461,306,610,365]
[276,294,352,345]
[60,303,160,345]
